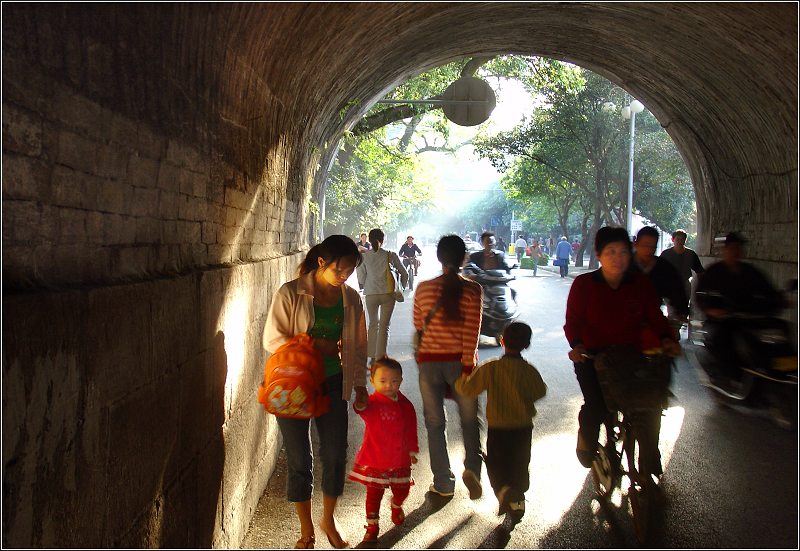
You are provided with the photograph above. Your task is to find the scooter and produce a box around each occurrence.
[687,285,798,429]
[462,261,520,345]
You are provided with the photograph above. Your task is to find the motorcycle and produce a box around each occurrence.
[687,283,798,429]
[462,261,520,345]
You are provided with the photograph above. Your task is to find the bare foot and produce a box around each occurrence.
[318,517,349,549]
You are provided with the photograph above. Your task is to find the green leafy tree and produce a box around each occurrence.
[325,56,582,240]
[475,67,694,268]
[323,131,434,238]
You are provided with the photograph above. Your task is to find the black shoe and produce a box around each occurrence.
[496,485,511,516]
[576,448,597,468]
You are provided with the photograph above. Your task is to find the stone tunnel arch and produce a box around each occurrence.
[2,3,796,548]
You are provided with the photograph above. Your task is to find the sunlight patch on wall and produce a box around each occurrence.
[220,290,250,414]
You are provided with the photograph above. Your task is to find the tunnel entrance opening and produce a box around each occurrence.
[320,55,698,269]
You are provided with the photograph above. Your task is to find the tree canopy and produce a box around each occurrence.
[322,56,695,259]
[473,68,694,266]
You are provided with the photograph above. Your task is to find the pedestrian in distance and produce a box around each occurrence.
[529,239,543,277]
[455,322,547,523]
[555,236,572,277]
[356,228,408,366]
[348,357,419,544]
[413,234,485,500]
[514,235,528,264]
[497,236,507,254]
[631,226,689,334]
[262,234,368,549]
[659,229,705,321]
[357,232,371,253]
[571,238,581,263]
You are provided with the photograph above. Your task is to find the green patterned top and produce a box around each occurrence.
[310,295,344,377]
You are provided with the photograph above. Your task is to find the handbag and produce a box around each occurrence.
[387,251,404,302]
[412,298,442,359]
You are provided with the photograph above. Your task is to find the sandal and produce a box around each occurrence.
[294,535,315,549]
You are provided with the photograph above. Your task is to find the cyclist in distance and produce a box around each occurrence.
[564,226,681,475]
[399,236,423,277]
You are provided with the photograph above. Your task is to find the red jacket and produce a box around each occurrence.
[564,269,672,352]
[353,391,419,470]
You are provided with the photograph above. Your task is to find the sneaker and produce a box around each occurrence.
[496,485,511,516]
[428,484,454,497]
[462,469,483,500]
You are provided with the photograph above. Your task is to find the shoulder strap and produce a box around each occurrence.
[421,298,443,332]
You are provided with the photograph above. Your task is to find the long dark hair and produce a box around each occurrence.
[299,235,362,275]
[436,234,466,321]
[368,228,384,251]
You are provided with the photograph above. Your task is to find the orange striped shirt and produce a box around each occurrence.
[413,274,483,366]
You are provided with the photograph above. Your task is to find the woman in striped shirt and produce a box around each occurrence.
[413,234,485,499]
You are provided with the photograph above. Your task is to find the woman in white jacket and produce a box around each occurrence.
[356,228,408,365]
[263,234,368,549]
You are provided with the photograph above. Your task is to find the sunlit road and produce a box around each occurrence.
[243,252,797,549]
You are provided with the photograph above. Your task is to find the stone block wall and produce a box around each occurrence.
[2,21,310,547]
[2,64,305,290]
[2,255,301,547]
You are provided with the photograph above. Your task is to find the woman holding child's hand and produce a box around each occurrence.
[263,235,368,549]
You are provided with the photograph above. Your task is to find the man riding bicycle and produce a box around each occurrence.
[398,235,422,276]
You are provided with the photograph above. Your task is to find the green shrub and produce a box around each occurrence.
[519,254,549,269]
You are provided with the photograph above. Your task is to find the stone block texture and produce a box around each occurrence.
[2,2,797,549]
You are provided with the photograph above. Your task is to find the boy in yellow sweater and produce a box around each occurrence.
[455,321,547,521]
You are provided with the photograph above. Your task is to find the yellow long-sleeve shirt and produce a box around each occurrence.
[455,354,547,429]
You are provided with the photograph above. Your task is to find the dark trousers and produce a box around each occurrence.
[574,360,662,470]
[486,426,532,503]
[276,373,348,502]
[574,360,607,449]
[559,261,569,277]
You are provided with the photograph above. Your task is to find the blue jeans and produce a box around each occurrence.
[276,373,348,502]
[418,360,485,492]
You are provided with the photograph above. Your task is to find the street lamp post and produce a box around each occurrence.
[622,99,644,236]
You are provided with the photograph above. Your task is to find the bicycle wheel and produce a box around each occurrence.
[592,415,623,499]
[623,417,652,545]
[408,266,414,290]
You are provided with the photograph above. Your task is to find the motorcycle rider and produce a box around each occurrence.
[695,232,786,382]
[398,235,422,277]
[469,231,513,273]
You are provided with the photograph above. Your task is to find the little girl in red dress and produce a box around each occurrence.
[347,357,419,543]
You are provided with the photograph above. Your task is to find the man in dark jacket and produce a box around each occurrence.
[630,227,688,334]
[469,231,513,273]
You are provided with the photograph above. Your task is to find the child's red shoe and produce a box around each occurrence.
[391,503,405,526]
[362,520,380,543]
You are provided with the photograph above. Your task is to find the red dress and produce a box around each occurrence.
[348,391,419,489]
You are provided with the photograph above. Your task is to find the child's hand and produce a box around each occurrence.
[410,453,418,465]
[354,385,369,410]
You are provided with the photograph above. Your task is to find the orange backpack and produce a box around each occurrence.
[257,333,330,419]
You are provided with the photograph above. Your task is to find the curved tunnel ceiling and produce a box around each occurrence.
[230,2,795,254]
[6,3,797,257]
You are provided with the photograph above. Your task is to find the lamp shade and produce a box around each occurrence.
[622,106,631,119]
[630,99,644,114]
